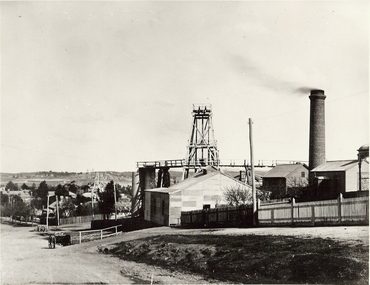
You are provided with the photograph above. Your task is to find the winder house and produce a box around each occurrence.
[144,166,251,226]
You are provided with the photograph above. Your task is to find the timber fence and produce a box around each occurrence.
[258,194,369,226]
[181,194,369,228]
[181,205,253,228]
[59,214,103,225]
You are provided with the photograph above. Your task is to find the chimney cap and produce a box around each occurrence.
[310,89,324,95]
[309,89,326,99]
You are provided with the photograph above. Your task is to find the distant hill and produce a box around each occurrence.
[0,171,133,187]
[1,168,265,188]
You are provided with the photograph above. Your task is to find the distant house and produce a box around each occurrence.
[310,159,369,198]
[262,164,309,198]
[144,166,252,226]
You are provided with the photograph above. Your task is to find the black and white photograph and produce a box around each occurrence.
[1,1,368,284]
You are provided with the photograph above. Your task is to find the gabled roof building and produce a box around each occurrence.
[144,166,252,226]
[262,163,309,198]
[310,159,369,199]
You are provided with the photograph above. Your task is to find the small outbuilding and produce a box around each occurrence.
[144,166,252,226]
[262,163,309,198]
[310,159,369,198]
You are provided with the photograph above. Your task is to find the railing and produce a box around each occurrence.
[78,225,122,244]
[137,159,185,168]
[137,159,309,169]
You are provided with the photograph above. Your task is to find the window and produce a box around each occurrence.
[301,172,305,178]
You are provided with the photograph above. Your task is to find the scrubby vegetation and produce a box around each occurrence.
[104,234,368,284]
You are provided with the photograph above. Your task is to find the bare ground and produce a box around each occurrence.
[1,223,368,284]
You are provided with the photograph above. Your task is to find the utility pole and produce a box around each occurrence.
[249,118,257,226]
[46,194,49,230]
[56,195,59,227]
[114,182,117,221]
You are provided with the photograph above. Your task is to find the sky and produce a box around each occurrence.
[1,1,368,173]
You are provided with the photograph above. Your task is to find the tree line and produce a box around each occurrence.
[1,180,132,223]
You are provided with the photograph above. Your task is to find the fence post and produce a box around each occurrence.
[366,198,369,223]
[79,231,82,244]
[101,230,103,240]
[291,198,295,225]
[115,226,118,235]
[271,209,274,224]
[311,205,315,225]
[338,193,343,224]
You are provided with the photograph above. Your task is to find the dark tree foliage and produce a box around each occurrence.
[2,195,34,220]
[66,181,78,194]
[76,203,92,216]
[5,181,18,191]
[55,184,69,198]
[81,185,90,192]
[21,183,29,190]
[30,181,49,208]
[30,197,44,210]
[98,180,119,220]
[1,192,9,206]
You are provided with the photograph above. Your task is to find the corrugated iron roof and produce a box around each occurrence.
[145,166,250,194]
[262,164,308,178]
[311,160,359,172]
[145,187,182,194]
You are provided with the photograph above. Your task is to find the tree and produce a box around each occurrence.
[30,197,44,210]
[66,181,78,194]
[55,184,69,198]
[31,181,49,208]
[21,183,29,190]
[5,181,18,191]
[9,195,32,222]
[98,181,119,220]
[1,192,9,206]
[59,197,76,217]
[223,185,252,207]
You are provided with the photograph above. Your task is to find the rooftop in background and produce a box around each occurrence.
[262,163,309,178]
[310,160,363,172]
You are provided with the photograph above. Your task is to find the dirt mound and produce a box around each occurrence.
[101,234,368,284]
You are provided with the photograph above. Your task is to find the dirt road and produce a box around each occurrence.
[0,223,137,284]
[1,223,368,284]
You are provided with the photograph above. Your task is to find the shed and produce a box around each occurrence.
[144,166,252,226]
[262,163,309,198]
[310,160,369,198]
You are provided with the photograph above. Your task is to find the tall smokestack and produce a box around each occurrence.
[309,89,326,170]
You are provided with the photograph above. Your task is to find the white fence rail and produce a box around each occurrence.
[258,194,369,226]
[78,225,122,244]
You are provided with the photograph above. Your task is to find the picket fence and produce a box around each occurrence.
[181,194,369,227]
[59,214,103,225]
[258,194,369,226]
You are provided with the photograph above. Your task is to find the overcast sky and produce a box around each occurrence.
[1,1,368,173]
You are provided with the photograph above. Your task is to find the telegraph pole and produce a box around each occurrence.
[56,195,59,227]
[249,118,257,226]
[46,194,49,230]
[114,182,117,221]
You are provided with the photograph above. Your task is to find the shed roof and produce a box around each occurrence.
[262,164,308,178]
[145,166,249,194]
[310,160,359,172]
